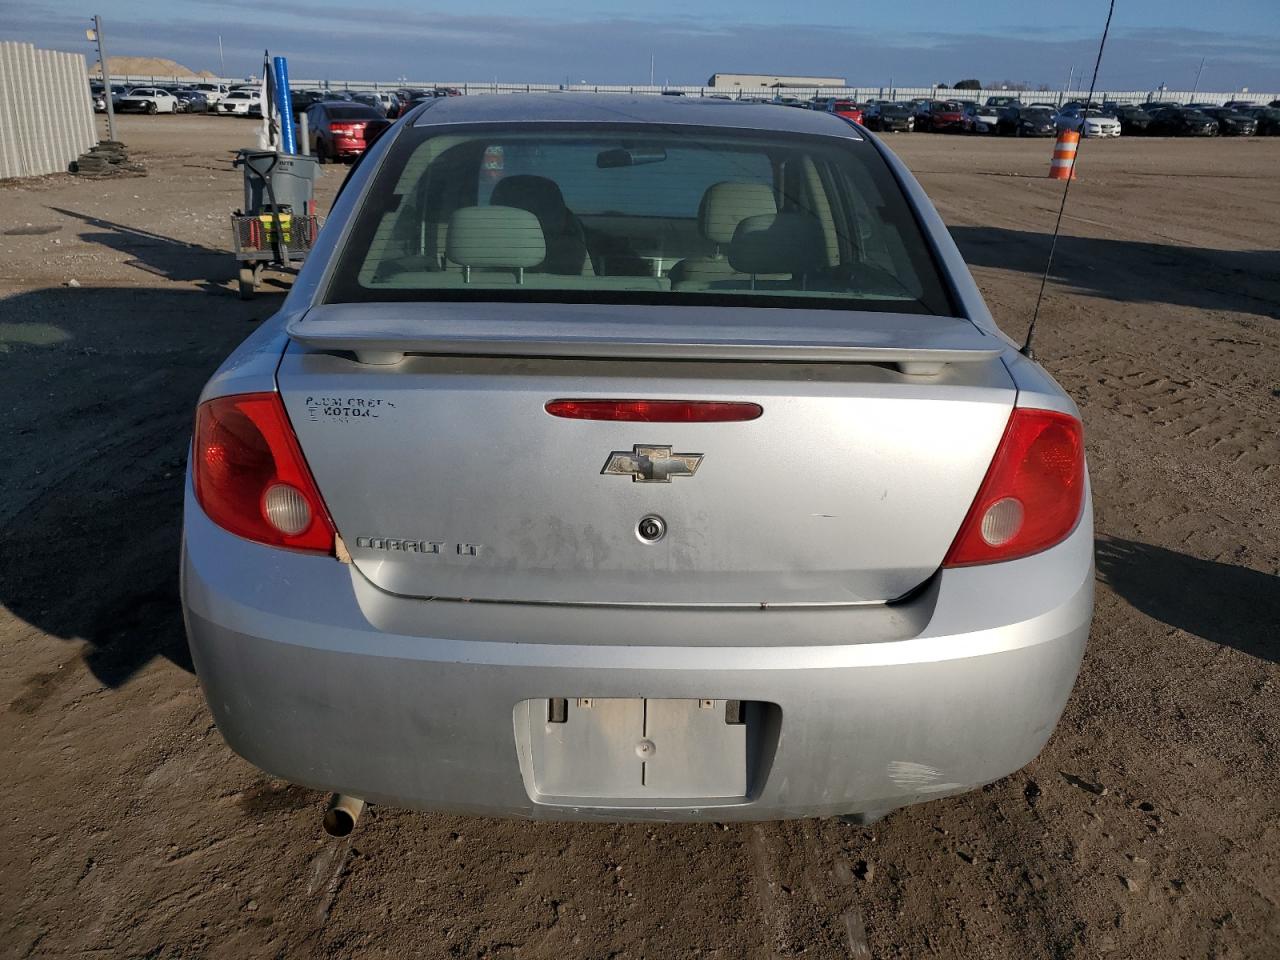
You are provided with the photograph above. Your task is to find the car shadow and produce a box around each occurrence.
[47,206,244,294]
[1095,536,1279,664]
[949,226,1280,320]
[1,284,268,689]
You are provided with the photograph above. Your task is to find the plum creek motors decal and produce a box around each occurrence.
[304,396,394,422]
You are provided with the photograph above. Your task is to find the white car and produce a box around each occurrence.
[1056,107,1122,138]
[117,87,178,114]
[193,82,230,105]
[217,90,262,116]
[962,104,1000,134]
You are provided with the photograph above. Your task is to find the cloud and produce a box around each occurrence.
[4,4,1277,90]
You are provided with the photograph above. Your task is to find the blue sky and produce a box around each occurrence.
[5,0,1279,90]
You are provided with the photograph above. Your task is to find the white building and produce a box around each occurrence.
[708,73,847,89]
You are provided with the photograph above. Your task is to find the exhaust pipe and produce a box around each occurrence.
[322,794,365,837]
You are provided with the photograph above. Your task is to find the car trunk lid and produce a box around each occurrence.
[278,303,1015,606]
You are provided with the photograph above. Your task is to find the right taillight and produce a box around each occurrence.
[943,408,1085,567]
[193,392,336,555]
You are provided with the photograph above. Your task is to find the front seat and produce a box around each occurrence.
[668,181,778,289]
[725,212,826,289]
[489,175,593,276]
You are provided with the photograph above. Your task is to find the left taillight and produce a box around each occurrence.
[193,392,336,554]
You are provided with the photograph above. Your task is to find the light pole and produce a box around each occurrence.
[89,15,116,142]
[218,35,226,78]
[1190,57,1205,99]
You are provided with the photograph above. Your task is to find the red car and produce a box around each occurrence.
[304,102,384,163]
[916,100,966,132]
[828,99,864,124]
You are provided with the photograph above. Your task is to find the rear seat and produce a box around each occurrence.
[372,203,664,291]
[446,205,547,283]
[490,175,595,277]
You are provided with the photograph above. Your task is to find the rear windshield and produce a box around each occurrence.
[325,106,380,119]
[325,124,955,315]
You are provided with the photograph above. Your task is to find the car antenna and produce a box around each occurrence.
[1021,0,1117,360]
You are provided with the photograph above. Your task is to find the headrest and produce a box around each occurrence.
[698,181,778,245]
[490,175,570,235]
[727,212,826,276]
[446,206,546,270]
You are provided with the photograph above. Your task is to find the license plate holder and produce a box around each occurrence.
[523,698,749,801]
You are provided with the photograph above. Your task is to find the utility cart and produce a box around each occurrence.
[231,149,320,299]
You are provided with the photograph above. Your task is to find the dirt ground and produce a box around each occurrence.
[1,113,1277,960]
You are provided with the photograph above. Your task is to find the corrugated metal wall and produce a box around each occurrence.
[0,42,97,180]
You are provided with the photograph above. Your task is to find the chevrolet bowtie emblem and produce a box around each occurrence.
[602,445,704,483]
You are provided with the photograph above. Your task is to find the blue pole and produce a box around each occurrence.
[272,56,296,154]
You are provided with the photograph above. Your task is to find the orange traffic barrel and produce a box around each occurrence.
[1049,129,1079,180]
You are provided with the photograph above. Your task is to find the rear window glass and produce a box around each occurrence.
[325,106,380,119]
[325,124,955,315]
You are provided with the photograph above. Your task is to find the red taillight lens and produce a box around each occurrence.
[329,122,366,137]
[193,392,335,554]
[943,408,1085,567]
[545,399,763,422]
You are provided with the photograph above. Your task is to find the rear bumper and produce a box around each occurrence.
[183,485,1093,822]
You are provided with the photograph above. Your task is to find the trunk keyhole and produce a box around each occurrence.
[637,515,666,543]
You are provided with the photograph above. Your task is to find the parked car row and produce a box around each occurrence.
[781,92,1280,138]
[290,86,462,120]
[90,81,254,115]
[88,82,1280,140]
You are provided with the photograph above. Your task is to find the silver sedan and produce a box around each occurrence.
[183,94,1092,823]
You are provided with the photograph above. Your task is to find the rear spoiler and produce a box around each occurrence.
[287,302,1004,375]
